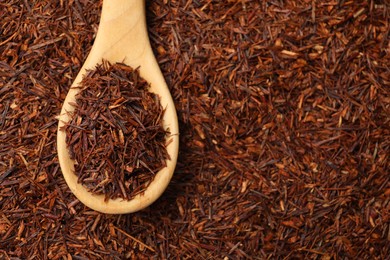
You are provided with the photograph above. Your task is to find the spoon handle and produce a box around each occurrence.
[89,0,149,66]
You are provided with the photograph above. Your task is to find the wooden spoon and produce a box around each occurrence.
[57,0,179,214]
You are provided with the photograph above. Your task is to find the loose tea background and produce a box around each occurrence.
[1,0,389,259]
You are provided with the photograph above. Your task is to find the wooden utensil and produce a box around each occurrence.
[57,0,179,214]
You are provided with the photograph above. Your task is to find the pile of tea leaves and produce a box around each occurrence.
[0,0,389,259]
[63,61,169,201]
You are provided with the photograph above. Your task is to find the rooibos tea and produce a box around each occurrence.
[63,61,170,201]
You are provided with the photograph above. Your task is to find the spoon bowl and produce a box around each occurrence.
[57,0,179,214]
